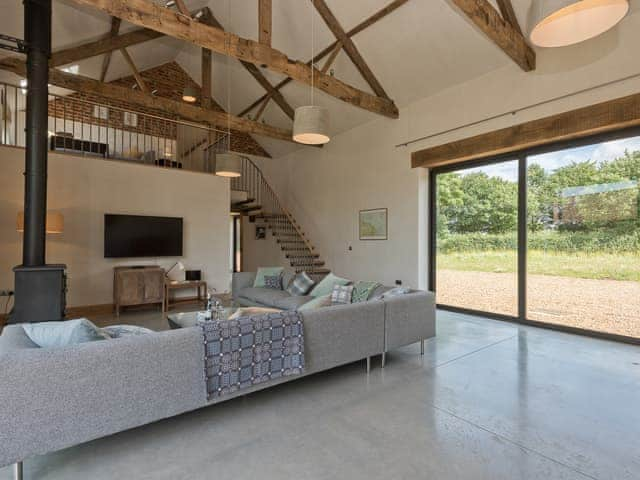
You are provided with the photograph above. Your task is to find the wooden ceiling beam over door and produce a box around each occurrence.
[312,0,390,100]
[68,0,398,119]
[259,0,272,47]
[0,57,294,143]
[238,0,409,118]
[411,92,640,168]
[99,17,121,82]
[449,0,535,72]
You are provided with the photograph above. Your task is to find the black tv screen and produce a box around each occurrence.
[104,214,183,258]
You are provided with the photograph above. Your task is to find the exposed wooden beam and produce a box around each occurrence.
[99,17,121,82]
[258,0,272,46]
[312,0,389,99]
[51,28,164,67]
[202,47,212,109]
[254,96,270,121]
[0,57,294,143]
[495,0,522,35]
[119,48,149,93]
[173,0,190,17]
[449,0,535,72]
[411,92,640,169]
[321,41,342,74]
[239,0,409,117]
[200,7,295,121]
[68,0,399,118]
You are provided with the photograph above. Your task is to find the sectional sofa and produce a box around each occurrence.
[0,274,435,475]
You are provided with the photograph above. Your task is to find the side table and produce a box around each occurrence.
[164,280,207,312]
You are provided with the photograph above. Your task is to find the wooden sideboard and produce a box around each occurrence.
[113,266,165,317]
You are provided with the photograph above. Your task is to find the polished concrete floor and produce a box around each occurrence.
[2,310,639,480]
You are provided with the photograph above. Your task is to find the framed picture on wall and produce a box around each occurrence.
[359,208,388,240]
[256,225,266,240]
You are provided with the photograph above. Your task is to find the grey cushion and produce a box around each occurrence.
[0,325,40,353]
[237,287,291,306]
[286,272,315,296]
[273,295,314,311]
[331,285,354,305]
[369,285,393,301]
[282,270,295,290]
[264,274,282,290]
[22,319,109,348]
[102,325,154,338]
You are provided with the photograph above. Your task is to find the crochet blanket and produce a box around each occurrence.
[201,310,305,400]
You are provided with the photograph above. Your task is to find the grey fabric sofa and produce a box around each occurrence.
[0,301,386,470]
[233,271,436,366]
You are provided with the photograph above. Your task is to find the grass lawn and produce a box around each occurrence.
[438,250,640,282]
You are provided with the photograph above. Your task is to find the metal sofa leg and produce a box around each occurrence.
[14,462,23,480]
[381,352,386,368]
[420,339,424,355]
[366,356,371,374]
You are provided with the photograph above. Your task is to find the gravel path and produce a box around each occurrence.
[437,270,640,339]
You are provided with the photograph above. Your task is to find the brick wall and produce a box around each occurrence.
[48,61,270,158]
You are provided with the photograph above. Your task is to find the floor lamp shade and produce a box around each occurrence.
[215,153,242,177]
[529,0,629,48]
[293,106,330,145]
[16,212,64,234]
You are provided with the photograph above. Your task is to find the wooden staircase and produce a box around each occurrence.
[230,158,329,280]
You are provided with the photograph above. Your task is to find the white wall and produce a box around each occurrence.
[250,13,640,290]
[0,146,231,307]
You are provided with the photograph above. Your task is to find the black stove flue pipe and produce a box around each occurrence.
[22,0,51,267]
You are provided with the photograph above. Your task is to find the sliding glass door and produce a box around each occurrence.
[433,160,519,317]
[526,137,640,339]
[430,129,640,342]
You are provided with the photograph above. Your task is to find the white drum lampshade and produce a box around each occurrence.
[182,86,198,103]
[16,211,64,234]
[293,106,330,145]
[529,0,629,48]
[215,152,242,178]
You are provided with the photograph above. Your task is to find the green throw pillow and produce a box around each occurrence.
[298,294,332,311]
[309,272,351,297]
[254,267,284,288]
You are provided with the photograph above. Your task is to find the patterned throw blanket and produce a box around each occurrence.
[200,310,305,400]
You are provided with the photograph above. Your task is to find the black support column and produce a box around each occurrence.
[22,0,51,266]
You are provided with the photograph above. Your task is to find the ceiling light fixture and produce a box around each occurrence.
[293,2,330,145]
[215,0,242,178]
[182,85,197,103]
[529,0,629,48]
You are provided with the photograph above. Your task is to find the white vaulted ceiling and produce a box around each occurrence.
[0,0,639,157]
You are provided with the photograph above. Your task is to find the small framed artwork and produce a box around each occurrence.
[255,225,266,240]
[359,208,388,240]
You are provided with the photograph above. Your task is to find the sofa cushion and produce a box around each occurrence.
[264,274,282,290]
[298,294,332,311]
[331,285,354,305]
[253,267,284,288]
[22,318,109,349]
[368,285,393,301]
[310,272,351,297]
[237,287,291,306]
[229,307,281,319]
[273,295,314,311]
[286,271,315,296]
[102,325,154,338]
[352,281,381,303]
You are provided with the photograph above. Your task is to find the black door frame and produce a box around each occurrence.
[428,126,640,346]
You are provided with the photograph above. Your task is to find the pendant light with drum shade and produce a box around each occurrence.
[182,85,198,103]
[529,0,629,48]
[293,2,330,145]
[215,0,242,178]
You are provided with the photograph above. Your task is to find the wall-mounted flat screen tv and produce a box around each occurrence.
[104,214,183,258]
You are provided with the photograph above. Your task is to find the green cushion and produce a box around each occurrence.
[309,272,351,297]
[352,281,381,303]
[253,267,284,288]
[22,318,109,349]
[298,294,332,311]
